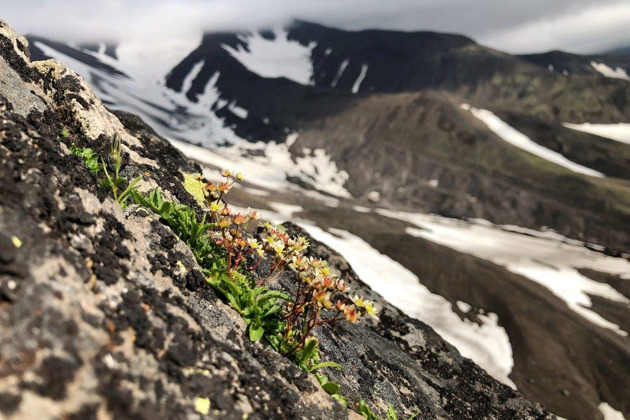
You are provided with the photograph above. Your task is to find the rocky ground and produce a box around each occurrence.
[0,20,555,420]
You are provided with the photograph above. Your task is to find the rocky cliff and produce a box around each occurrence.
[0,20,555,419]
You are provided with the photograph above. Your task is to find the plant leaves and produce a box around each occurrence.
[322,381,340,395]
[308,361,344,373]
[249,325,265,342]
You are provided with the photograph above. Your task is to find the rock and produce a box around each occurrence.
[0,20,555,419]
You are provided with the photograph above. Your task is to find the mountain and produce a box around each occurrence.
[22,20,630,420]
[520,49,630,79]
[604,45,630,56]
[0,19,557,420]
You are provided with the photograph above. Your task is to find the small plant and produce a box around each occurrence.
[71,144,101,174]
[101,135,141,209]
[357,400,419,420]
[131,168,383,415]
[71,136,141,208]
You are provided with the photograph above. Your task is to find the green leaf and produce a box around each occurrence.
[331,393,347,406]
[261,304,283,319]
[316,373,328,386]
[386,404,398,420]
[308,361,344,373]
[257,290,291,303]
[322,381,340,395]
[297,338,319,366]
[226,293,242,312]
[249,325,265,342]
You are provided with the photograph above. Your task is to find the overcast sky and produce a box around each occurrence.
[2,0,630,54]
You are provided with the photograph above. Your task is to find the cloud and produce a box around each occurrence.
[1,0,629,53]
[478,2,630,53]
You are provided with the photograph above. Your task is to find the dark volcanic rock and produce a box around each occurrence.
[0,20,554,419]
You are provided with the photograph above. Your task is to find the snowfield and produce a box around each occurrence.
[591,61,630,81]
[222,29,316,86]
[351,64,368,93]
[377,209,630,336]
[564,122,630,145]
[171,136,351,199]
[462,104,605,177]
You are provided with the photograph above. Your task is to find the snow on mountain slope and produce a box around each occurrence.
[462,104,605,177]
[591,61,630,81]
[599,402,627,420]
[33,40,245,147]
[351,64,368,93]
[563,122,630,145]
[172,136,351,198]
[34,39,354,198]
[377,208,630,335]
[222,29,316,85]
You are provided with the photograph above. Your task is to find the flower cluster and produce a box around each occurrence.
[255,219,378,354]
[199,169,378,354]
[199,170,264,274]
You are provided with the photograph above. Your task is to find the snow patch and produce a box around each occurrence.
[563,123,630,145]
[456,301,472,313]
[268,202,304,220]
[331,59,349,87]
[591,62,630,81]
[242,187,270,197]
[462,104,604,177]
[228,101,248,119]
[170,135,351,199]
[351,64,368,93]
[378,209,630,336]
[301,225,516,388]
[599,402,626,420]
[222,29,316,86]
[367,191,381,202]
[181,60,205,97]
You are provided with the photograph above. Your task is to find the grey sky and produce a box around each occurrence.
[2,0,630,54]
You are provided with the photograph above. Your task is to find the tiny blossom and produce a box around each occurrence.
[344,304,358,322]
[247,238,265,256]
[336,280,347,292]
[352,295,365,307]
[209,202,221,212]
[270,240,285,256]
[236,172,245,180]
[218,182,231,192]
[232,214,247,225]
[364,301,378,318]
[221,169,232,177]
